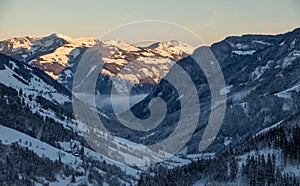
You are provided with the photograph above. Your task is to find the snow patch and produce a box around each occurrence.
[235,43,249,50]
[251,60,273,80]
[224,137,233,146]
[232,50,256,55]
[274,84,300,99]
[220,85,233,95]
[186,153,216,160]
[252,40,271,45]
[282,50,300,68]
[255,120,284,136]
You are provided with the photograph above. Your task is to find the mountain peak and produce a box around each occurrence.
[144,40,195,55]
[102,39,140,51]
[48,33,73,41]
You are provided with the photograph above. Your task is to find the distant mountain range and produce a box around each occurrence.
[0,34,195,94]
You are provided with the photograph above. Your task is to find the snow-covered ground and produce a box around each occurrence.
[186,153,216,160]
[220,85,233,95]
[255,120,284,137]
[0,124,142,181]
[0,61,70,104]
[274,84,300,99]
[35,36,97,79]
[0,125,77,165]
[232,50,256,55]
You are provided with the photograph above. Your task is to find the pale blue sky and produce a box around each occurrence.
[0,0,299,44]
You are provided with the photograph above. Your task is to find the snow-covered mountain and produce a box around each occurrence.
[0,34,195,94]
[0,28,300,185]
[0,34,97,79]
[100,39,194,85]
[0,53,193,185]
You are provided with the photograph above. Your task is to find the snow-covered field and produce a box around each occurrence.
[0,61,70,105]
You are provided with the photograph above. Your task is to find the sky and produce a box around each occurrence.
[0,0,299,45]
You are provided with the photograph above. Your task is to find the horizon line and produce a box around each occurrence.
[1,26,299,46]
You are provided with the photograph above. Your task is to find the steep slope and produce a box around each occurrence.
[121,28,300,154]
[0,53,71,104]
[0,54,142,185]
